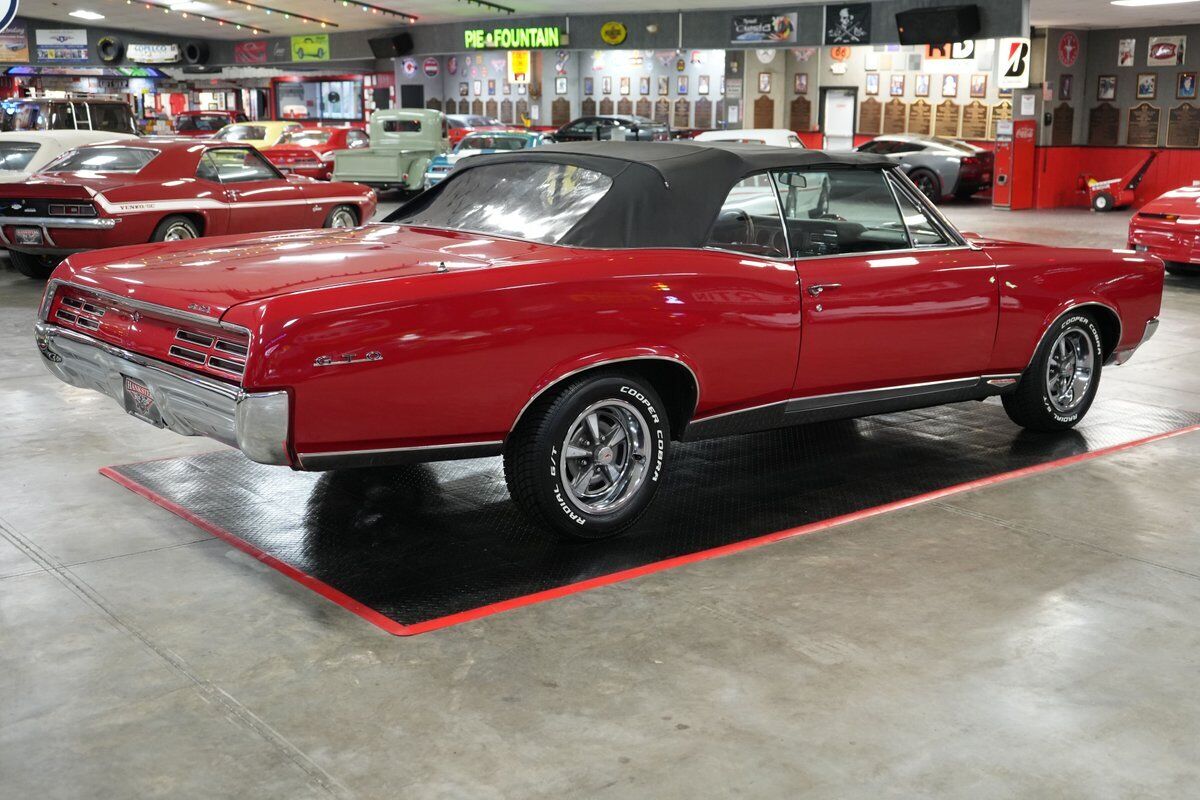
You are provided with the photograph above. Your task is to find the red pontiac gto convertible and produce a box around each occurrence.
[1128,184,1200,275]
[35,142,1163,539]
[3,138,377,279]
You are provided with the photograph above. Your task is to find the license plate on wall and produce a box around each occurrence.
[13,227,42,246]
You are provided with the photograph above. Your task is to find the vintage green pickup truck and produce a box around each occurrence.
[331,108,448,193]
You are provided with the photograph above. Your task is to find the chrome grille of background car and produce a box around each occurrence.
[169,329,248,377]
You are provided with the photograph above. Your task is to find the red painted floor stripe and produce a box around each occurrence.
[100,422,1200,637]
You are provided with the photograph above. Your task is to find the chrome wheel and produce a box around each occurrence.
[329,207,356,228]
[162,222,196,241]
[559,399,651,516]
[1044,326,1095,413]
[911,171,939,200]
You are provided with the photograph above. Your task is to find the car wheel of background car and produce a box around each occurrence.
[1165,262,1197,276]
[8,251,60,280]
[504,371,670,540]
[954,187,977,201]
[909,169,942,201]
[151,216,200,242]
[1092,192,1114,212]
[324,205,358,228]
[1002,311,1103,432]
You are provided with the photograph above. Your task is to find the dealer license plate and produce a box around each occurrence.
[13,227,42,246]
[122,375,163,427]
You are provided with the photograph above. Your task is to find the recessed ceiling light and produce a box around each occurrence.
[68,9,105,19]
[1111,0,1200,7]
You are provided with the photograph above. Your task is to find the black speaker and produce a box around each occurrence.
[895,5,981,45]
[368,32,414,59]
[183,41,209,65]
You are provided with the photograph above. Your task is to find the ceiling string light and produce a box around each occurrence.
[119,0,271,33]
[218,0,338,28]
[457,0,516,14]
[330,1,418,23]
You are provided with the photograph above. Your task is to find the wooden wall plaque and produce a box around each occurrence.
[934,101,961,137]
[514,99,529,122]
[654,98,670,124]
[1088,102,1119,146]
[858,97,882,134]
[598,97,614,115]
[907,100,931,135]
[716,98,727,127]
[617,97,633,115]
[883,99,906,134]
[636,97,651,118]
[500,98,514,123]
[989,100,1012,140]
[789,96,812,130]
[960,101,988,139]
[550,98,570,127]
[471,99,484,115]
[673,98,691,128]
[753,95,774,128]
[1167,103,1200,148]
[1127,102,1160,147]
[425,98,442,112]
[485,99,498,119]
[580,97,596,117]
[694,97,713,129]
[1050,103,1074,146]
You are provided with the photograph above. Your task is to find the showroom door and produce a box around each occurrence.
[820,88,857,151]
[777,168,999,397]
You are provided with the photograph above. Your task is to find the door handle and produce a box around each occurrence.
[807,283,842,298]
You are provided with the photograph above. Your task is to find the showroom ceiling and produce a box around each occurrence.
[24,0,1200,41]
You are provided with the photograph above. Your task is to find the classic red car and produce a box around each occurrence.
[3,138,377,278]
[261,126,371,180]
[34,142,1163,539]
[1128,184,1200,275]
[173,110,249,137]
[446,114,510,146]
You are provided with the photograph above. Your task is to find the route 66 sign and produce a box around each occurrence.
[0,0,18,33]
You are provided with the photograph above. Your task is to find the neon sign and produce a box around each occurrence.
[463,26,561,50]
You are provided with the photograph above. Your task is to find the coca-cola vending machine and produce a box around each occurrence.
[993,118,1037,210]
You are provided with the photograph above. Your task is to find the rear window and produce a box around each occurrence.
[41,146,157,174]
[0,141,40,171]
[177,114,230,132]
[458,135,527,151]
[215,124,268,142]
[87,103,138,134]
[398,162,613,245]
[383,119,421,133]
[278,129,333,145]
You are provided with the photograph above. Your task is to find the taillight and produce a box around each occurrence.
[48,203,97,217]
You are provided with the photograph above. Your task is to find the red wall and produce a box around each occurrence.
[1033,147,1200,210]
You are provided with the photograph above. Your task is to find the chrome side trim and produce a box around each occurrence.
[296,440,503,470]
[0,215,118,229]
[508,355,701,437]
[783,377,983,414]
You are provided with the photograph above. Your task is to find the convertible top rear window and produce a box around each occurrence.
[398,162,613,245]
[42,146,156,174]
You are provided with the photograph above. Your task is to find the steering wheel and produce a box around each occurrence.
[732,209,756,245]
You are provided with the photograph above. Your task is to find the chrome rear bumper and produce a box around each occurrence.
[1108,317,1159,366]
[34,322,291,465]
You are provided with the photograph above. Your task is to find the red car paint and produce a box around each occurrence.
[261,127,369,180]
[1128,185,1200,267]
[173,110,249,137]
[2,138,376,260]
[46,219,1163,465]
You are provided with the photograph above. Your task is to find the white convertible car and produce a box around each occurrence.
[0,130,137,182]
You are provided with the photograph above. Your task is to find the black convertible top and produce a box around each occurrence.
[388,141,894,249]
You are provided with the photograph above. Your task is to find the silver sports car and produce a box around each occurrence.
[856,134,993,201]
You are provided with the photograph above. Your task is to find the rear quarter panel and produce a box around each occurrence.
[225,247,802,456]
[984,242,1163,371]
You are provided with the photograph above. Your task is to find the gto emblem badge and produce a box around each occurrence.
[187,303,212,314]
[314,351,383,367]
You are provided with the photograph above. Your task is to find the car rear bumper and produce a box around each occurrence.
[1128,223,1200,265]
[0,215,121,255]
[1108,317,1159,366]
[34,322,291,466]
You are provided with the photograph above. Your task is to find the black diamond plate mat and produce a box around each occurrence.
[104,398,1200,634]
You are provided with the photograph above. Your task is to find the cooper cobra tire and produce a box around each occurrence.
[1092,193,1114,212]
[1002,311,1103,432]
[504,371,670,540]
[151,215,200,242]
[9,250,60,280]
[909,168,942,201]
[324,205,358,228]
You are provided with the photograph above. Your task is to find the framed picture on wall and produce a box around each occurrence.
[1098,75,1117,100]
[865,73,879,95]
[583,76,594,95]
[555,76,567,95]
[602,76,612,94]
[458,82,468,97]
[487,79,496,96]
[1059,74,1073,101]
[677,75,689,95]
[969,74,987,98]
[472,79,481,96]
[503,81,511,95]
[1118,38,1135,67]
[658,76,669,96]
[795,72,808,94]
[889,74,905,96]
[639,76,650,95]
[518,83,527,95]
[698,75,710,95]
[620,76,631,95]
[1137,72,1157,99]
[758,72,771,93]
[1178,71,1197,99]
[914,73,930,97]
[941,74,958,97]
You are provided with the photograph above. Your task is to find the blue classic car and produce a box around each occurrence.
[422,130,548,188]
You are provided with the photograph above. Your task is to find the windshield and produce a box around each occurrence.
[397,162,613,245]
[215,124,268,142]
[42,145,157,174]
[278,129,333,146]
[177,114,230,132]
[0,141,40,171]
[458,135,527,151]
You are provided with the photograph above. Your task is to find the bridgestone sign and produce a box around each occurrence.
[464,26,562,50]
